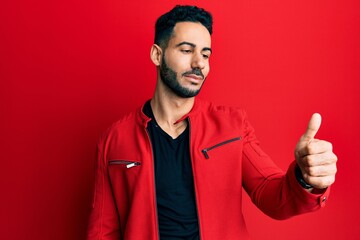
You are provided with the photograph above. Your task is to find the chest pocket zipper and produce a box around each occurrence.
[201,137,242,159]
[109,160,141,169]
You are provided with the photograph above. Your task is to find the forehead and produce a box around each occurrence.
[169,22,211,47]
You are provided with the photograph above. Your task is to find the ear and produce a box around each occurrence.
[150,44,163,66]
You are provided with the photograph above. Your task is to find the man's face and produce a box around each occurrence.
[159,22,212,98]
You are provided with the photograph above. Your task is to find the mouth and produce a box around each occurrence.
[184,74,204,82]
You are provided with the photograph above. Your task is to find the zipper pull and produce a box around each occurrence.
[126,162,140,168]
[202,149,210,159]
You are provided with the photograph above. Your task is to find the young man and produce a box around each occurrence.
[87,5,337,240]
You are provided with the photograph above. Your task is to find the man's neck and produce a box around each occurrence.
[150,92,194,139]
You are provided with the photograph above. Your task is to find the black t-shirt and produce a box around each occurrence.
[144,101,199,240]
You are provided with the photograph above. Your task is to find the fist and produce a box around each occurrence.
[295,113,338,189]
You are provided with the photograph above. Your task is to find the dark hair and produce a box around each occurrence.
[154,5,213,48]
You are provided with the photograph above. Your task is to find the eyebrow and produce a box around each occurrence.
[175,41,212,53]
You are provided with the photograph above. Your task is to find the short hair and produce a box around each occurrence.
[154,5,213,48]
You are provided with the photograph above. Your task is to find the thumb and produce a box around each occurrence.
[302,113,322,141]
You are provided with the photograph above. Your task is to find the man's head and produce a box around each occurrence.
[154,5,213,49]
[151,5,213,98]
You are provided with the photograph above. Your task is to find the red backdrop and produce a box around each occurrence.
[1,0,359,239]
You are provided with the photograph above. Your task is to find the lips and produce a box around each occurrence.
[184,74,204,81]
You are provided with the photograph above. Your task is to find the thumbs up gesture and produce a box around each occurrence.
[295,113,338,190]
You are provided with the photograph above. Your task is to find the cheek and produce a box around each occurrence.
[167,58,187,74]
[204,64,210,77]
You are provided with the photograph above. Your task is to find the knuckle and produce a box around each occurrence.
[304,155,316,166]
[333,153,338,162]
[327,176,335,186]
[306,167,318,177]
[322,176,335,187]
[320,178,329,187]
[324,152,337,164]
[319,178,328,188]
[307,144,315,154]
[308,167,317,176]
[303,174,312,183]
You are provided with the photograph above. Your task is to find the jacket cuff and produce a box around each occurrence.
[288,161,330,208]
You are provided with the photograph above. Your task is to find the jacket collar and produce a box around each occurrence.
[137,98,203,127]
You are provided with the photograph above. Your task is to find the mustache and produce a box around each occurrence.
[182,68,205,80]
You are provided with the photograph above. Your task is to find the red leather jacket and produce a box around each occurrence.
[87,99,330,240]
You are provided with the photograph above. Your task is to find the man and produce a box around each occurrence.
[87,5,337,240]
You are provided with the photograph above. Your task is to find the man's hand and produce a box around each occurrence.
[295,113,338,189]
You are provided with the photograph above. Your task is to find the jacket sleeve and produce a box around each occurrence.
[241,113,330,220]
[87,139,122,239]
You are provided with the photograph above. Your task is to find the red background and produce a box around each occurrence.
[1,0,359,239]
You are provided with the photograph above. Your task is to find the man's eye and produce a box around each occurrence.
[203,54,210,59]
[181,49,192,53]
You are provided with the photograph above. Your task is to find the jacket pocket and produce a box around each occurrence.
[108,160,141,169]
[201,137,242,159]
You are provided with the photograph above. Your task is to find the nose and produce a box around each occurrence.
[191,52,206,69]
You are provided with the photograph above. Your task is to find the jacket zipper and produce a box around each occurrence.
[145,128,161,240]
[108,160,140,168]
[201,137,242,159]
[188,118,202,240]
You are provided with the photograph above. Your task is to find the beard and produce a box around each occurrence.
[160,55,205,98]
